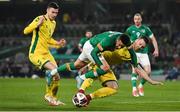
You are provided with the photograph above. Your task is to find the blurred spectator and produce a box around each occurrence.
[63,13,71,24]
[165,66,179,81]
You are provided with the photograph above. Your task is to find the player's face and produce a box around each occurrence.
[85,32,92,38]
[47,8,59,20]
[133,39,146,51]
[134,15,142,26]
[116,40,124,49]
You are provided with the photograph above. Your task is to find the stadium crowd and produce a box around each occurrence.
[0,1,179,80]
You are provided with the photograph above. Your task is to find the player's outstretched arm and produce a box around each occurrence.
[48,38,66,48]
[134,65,163,85]
[151,36,159,57]
[24,16,44,35]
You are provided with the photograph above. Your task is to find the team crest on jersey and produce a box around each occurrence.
[141,29,145,33]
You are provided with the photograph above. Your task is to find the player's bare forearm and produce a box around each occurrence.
[151,36,159,57]
[134,66,163,85]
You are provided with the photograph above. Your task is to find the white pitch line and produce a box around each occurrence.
[115,100,180,104]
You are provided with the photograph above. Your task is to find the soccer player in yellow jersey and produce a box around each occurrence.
[23,2,66,106]
[75,37,163,106]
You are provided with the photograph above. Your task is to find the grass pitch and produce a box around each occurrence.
[0,78,180,111]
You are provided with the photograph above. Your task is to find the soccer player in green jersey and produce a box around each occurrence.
[46,31,133,84]
[78,30,93,52]
[126,13,159,97]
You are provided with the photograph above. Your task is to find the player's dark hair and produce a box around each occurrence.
[134,13,142,17]
[119,34,131,47]
[140,36,149,44]
[47,2,59,9]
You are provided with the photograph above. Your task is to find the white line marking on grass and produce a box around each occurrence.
[115,100,180,104]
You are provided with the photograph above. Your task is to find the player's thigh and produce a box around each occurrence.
[74,59,88,69]
[82,40,96,64]
[99,71,118,89]
[136,53,151,74]
[143,65,151,75]
[29,53,48,69]
[105,81,119,90]
[43,54,58,70]
[29,53,57,70]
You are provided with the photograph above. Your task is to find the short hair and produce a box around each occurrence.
[134,13,142,18]
[47,2,59,9]
[119,34,131,47]
[140,36,149,44]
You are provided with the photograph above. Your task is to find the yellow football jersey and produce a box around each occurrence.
[103,47,131,65]
[24,15,60,54]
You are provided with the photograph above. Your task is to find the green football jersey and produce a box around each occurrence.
[126,24,153,53]
[90,31,122,50]
[89,31,137,67]
[79,37,89,48]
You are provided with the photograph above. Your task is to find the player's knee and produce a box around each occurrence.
[146,70,151,75]
[105,81,119,90]
[144,66,151,75]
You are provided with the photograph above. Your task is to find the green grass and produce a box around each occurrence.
[0,78,180,111]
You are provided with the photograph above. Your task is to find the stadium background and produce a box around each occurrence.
[0,0,180,111]
[0,0,179,80]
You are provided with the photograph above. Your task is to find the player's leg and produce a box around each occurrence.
[43,62,65,106]
[44,54,59,97]
[76,62,93,88]
[78,78,94,93]
[85,71,118,104]
[42,54,65,106]
[29,54,63,106]
[131,52,145,97]
[78,54,111,81]
[88,81,118,100]
[138,53,151,96]
[131,66,139,97]
[47,48,89,77]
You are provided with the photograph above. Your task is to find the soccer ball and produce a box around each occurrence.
[72,92,88,107]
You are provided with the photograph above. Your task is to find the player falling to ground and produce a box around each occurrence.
[46,31,134,85]
[75,37,163,106]
[23,2,66,106]
[126,13,159,97]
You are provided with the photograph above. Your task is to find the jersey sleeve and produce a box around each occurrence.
[48,38,62,49]
[91,47,103,66]
[48,38,58,45]
[23,17,40,35]
[48,44,61,49]
[90,37,113,66]
[125,27,131,36]
[78,38,84,48]
[99,37,113,50]
[145,26,154,38]
[128,48,138,67]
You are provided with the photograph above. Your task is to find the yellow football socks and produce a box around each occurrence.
[80,78,94,90]
[45,80,59,98]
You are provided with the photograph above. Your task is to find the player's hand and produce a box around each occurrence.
[57,38,66,47]
[100,64,110,71]
[37,16,44,27]
[151,80,164,85]
[100,56,110,71]
[153,49,159,57]
[53,74,60,81]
